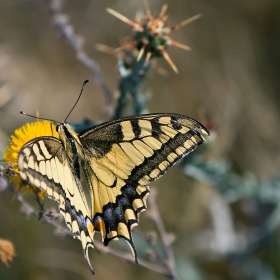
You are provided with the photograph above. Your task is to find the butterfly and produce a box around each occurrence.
[17,101,209,275]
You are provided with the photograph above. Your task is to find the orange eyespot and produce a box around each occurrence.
[87,221,94,233]
[94,218,105,232]
[93,215,106,239]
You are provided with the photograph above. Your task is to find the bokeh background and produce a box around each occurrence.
[0,0,280,279]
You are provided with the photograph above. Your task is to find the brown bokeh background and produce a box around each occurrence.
[0,0,280,279]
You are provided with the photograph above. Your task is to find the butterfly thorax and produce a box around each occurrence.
[56,123,84,179]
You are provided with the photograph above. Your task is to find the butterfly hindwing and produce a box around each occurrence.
[17,137,96,273]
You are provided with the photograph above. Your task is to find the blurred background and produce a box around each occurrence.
[0,0,280,279]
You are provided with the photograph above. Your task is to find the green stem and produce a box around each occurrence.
[113,54,152,119]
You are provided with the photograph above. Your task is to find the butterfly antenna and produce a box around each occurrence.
[20,111,58,123]
[64,80,89,123]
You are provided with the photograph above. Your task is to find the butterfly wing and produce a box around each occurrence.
[80,113,209,259]
[17,137,96,274]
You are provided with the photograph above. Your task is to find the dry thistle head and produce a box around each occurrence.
[107,1,201,73]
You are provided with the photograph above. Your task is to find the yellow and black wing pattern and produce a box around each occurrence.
[18,137,96,272]
[17,113,209,274]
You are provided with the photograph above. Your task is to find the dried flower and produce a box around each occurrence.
[0,238,16,267]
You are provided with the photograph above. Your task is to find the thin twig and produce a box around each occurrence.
[7,184,70,236]
[149,188,180,280]
[44,0,114,117]
[135,229,167,264]
[94,242,169,276]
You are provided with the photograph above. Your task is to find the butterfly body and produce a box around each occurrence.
[17,113,209,274]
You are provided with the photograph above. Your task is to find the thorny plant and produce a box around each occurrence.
[2,1,279,280]
[0,1,202,279]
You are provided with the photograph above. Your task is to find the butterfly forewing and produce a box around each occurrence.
[17,137,96,273]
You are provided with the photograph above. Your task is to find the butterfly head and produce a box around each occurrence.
[56,122,82,149]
